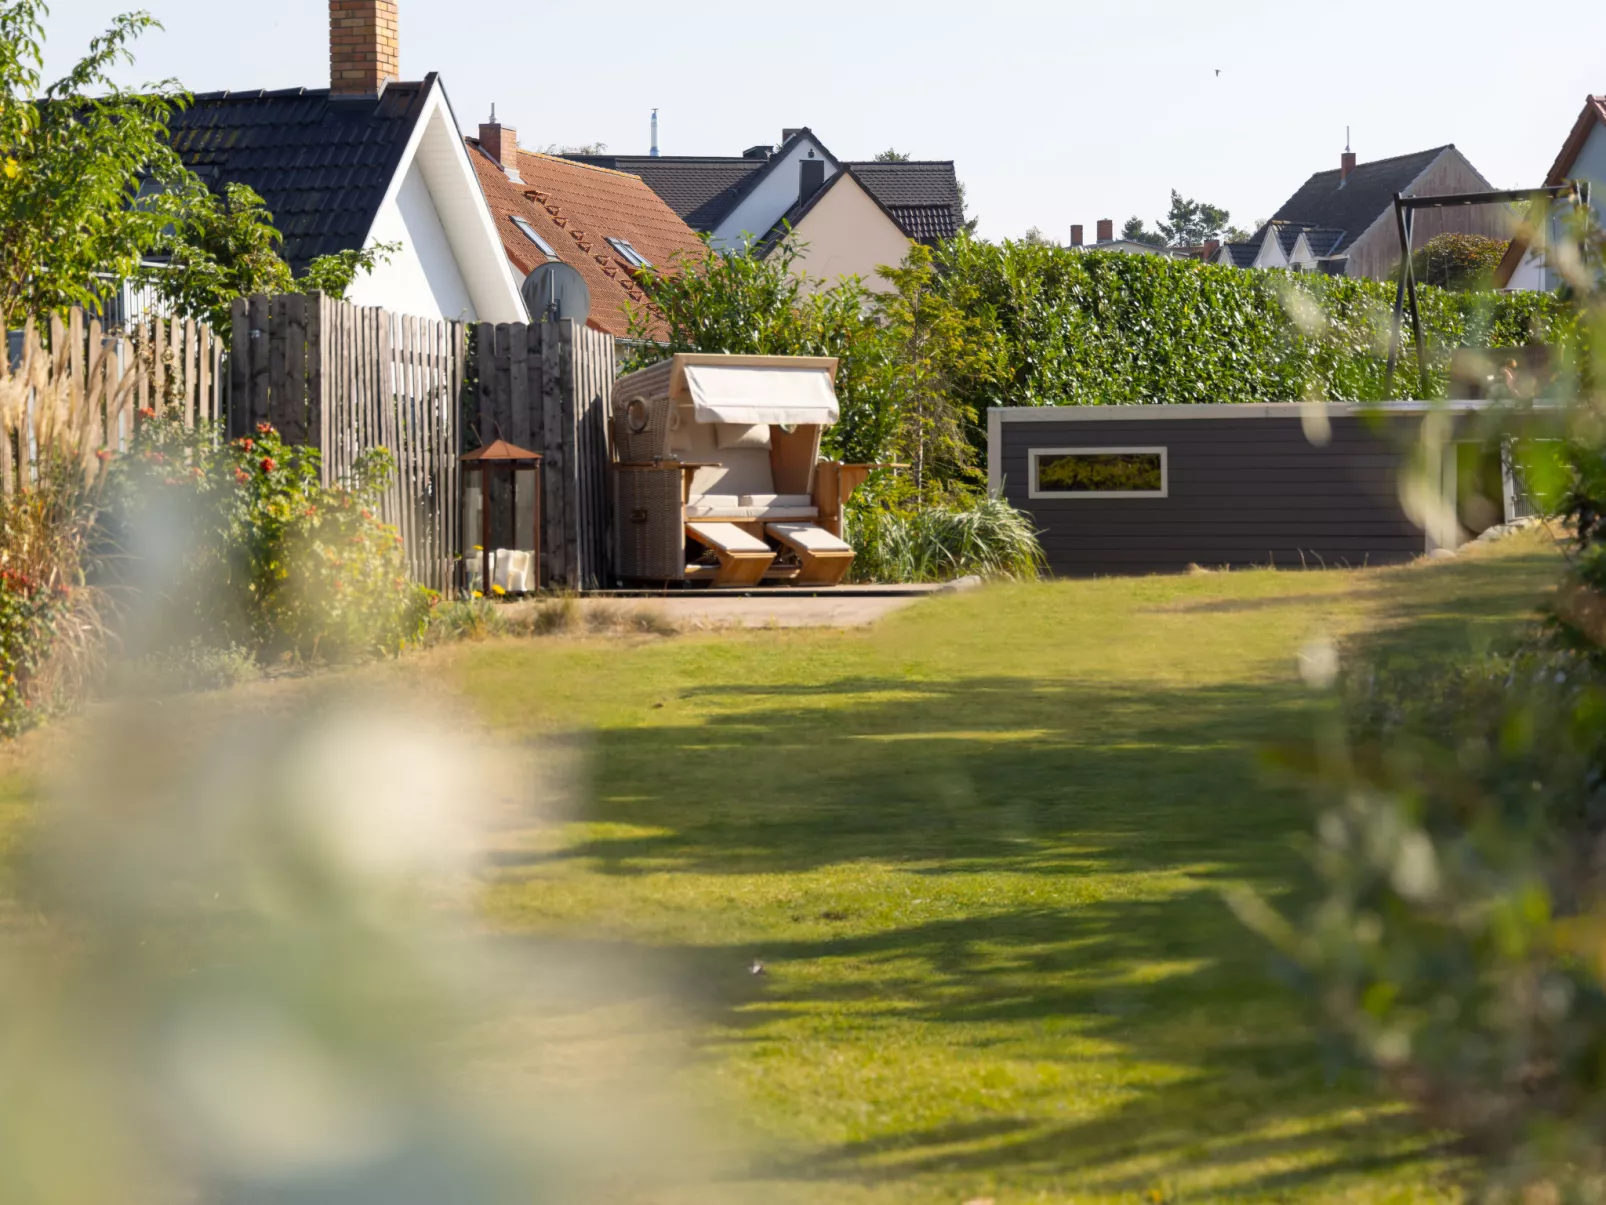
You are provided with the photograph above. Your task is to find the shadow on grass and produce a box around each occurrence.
[483,551,1557,1198]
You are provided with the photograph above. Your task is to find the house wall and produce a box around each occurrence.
[351,162,477,321]
[712,135,838,251]
[1345,148,1513,280]
[788,177,911,292]
[990,405,1432,576]
[1520,121,1606,291]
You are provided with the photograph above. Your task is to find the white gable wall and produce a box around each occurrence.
[355,163,476,320]
[711,135,838,251]
[345,82,527,322]
[788,175,911,293]
[1524,120,1606,291]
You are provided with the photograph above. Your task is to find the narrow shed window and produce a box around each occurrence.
[1030,448,1168,499]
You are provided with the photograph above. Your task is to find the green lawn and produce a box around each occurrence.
[437,535,1563,1205]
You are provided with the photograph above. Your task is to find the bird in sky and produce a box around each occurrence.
[1215,69,1221,76]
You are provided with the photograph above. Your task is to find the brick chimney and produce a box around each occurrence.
[1096,218,1113,243]
[479,108,520,180]
[1203,238,1221,261]
[1070,224,1084,247]
[330,0,398,97]
[1341,149,1357,182]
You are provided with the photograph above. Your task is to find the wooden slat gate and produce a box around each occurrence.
[473,319,614,589]
[229,293,464,593]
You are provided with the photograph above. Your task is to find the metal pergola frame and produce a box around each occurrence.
[1385,183,1588,398]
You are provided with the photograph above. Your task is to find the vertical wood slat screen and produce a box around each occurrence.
[230,293,464,593]
[0,307,225,499]
[474,319,614,590]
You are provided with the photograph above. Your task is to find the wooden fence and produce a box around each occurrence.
[474,319,614,590]
[0,309,224,497]
[230,293,464,593]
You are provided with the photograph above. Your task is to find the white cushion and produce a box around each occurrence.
[689,493,739,511]
[740,493,813,508]
[767,523,852,553]
[686,505,819,520]
[687,521,771,553]
[716,423,772,450]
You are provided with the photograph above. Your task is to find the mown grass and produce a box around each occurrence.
[434,533,1565,1204]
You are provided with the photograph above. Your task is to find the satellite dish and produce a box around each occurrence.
[521,262,591,325]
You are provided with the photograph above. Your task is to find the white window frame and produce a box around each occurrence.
[1028,446,1169,500]
[510,216,557,260]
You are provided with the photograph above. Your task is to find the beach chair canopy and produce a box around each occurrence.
[667,355,840,427]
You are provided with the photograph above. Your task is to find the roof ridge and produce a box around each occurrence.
[522,151,647,182]
[1309,144,1452,174]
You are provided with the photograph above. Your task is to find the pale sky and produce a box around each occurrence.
[40,0,1606,242]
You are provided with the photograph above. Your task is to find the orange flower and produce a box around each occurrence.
[94,449,113,463]
[259,457,276,473]
[256,422,274,435]
[234,468,249,484]
[137,407,156,420]
[238,438,254,452]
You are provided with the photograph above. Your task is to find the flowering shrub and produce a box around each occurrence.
[105,414,431,663]
[0,565,71,735]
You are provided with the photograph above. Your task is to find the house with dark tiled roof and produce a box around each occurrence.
[1214,143,1507,280]
[567,130,962,291]
[163,1,525,323]
[465,117,707,337]
[1495,96,1606,291]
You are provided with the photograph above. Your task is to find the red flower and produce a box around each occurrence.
[94,449,112,463]
[137,407,156,420]
[256,422,273,435]
[238,438,254,452]
[234,468,249,484]
[259,457,276,473]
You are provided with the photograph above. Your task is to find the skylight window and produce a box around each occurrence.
[510,216,557,260]
[606,237,651,269]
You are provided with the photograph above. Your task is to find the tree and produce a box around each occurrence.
[1408,233,1508,292]
[955,179,979,237]
[1121,217,1166,247]
[874,148,911,162]
[0,0,191,329]
[1021,227,1055,246]
[540,141,606,156]
[622,235,893,464]
[1156,190,1232,246]
[873,243,996,501]
[138,181,396,330]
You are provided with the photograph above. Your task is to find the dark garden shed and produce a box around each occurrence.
[988,402,1530,578]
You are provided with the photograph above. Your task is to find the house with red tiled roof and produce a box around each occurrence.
[466,116,707,337]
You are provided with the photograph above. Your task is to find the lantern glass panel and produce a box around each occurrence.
[514,468,537,551]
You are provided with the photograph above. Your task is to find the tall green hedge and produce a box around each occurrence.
[932,237,1575,411]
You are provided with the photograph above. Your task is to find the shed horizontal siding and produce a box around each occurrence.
[999,413,1423,576]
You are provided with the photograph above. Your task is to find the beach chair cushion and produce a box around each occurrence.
[686,522,772,554]
[766,523,853,554]
[739,494,813,508]
[686,494,740,516]
[716,423,772,450]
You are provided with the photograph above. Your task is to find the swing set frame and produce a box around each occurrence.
[1385,182,1589,398]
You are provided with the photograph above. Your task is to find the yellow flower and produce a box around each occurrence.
[491,584,506,595]
[1,159,17,180]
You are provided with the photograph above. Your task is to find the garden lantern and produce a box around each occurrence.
[460,440,542,596]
